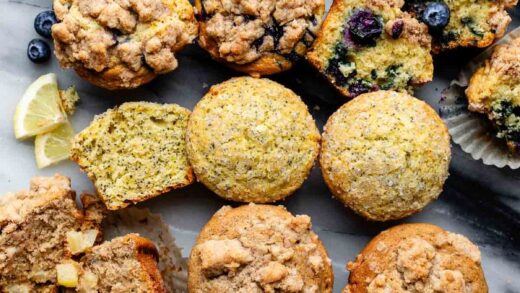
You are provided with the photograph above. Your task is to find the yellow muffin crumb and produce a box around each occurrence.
[71,102,193,210]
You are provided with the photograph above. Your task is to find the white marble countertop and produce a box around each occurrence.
[1,0,519,292]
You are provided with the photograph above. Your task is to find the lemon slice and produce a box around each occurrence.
[14,73,67,140]
[35,121,74,168]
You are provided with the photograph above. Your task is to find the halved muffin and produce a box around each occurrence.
[307,0,433,98]
[71,102,194,210]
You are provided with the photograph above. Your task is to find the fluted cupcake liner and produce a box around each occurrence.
[439,27,520,169]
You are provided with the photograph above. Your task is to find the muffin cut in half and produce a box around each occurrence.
[307,0,433,98]
[0,174,104,292]
[344,223,488,293]
[405,0,516,52]
[195,0,325,76]
[52,0,198,90]
[320,91,451,221]
[186,77,320,203]
[188,204,334,292]
[466,36,520,154]
[74,234,167,292]
[71,102,194,210]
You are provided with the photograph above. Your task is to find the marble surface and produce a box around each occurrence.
[1,0,519,292]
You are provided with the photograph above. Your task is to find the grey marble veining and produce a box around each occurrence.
[0,0,519,292]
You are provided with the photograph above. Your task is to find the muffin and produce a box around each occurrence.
[71,102,194,210]
[195,0,325,76]
[466,36,520,154]
[344,223,488,293]
[320,91,451,221]
[188,204,333,292]
[405,0,516,52]
[306,0,433,98]
[52,0,198,90]
[186,77,320,203]
[0,175,103,291]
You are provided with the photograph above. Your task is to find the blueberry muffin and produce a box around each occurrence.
[405,0,516,52]
[194,0,325,76]
[306,0,433,98]
[71,102,194,210]
[344,223,488,293]
[186,77,320,203]
[466,37,520,154]
[52,0,198,90]
[188,204,333,293]
[320,91,451,221]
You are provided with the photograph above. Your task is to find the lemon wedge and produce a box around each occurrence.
[14,73,67,140]
[34,121,74,168]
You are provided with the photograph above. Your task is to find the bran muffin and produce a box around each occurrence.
[188,204,333,293]
[70,102,194,210]
[405,0,516,52]
[0,175,104,292]
[52,0,198,90]
[320,91,451,221]
[195,0,325,76]
[344,223,488,293]
[186,77,320,203]
[466,36,520,154]
[306,0,433,98]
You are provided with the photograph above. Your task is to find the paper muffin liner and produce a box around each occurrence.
[103,207,188,293]
[439,27,520,169]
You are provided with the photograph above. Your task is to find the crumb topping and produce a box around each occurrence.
[186,77,320,203]
[190,205,332,292]
[52,0,197,86]
[198,0,323,64]
[347,225,485,293]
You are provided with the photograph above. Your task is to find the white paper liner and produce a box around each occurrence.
[103,207,188,293]
[439,27,520,169]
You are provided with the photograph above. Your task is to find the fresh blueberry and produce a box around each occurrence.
[27,39,51,63]
[391,20,404,39]
[34,10,57,39]
[347,9,382,45]
[421,2,450,31]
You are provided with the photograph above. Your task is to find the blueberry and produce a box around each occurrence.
[347,9,382,45]
[34,10,57,39]
[27,39,51,63]
[421,2,450,31]
[391,20,404,39]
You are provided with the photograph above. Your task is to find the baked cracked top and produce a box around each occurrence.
[188,204,333,293]
[466,37,520,154]
[320,91,451,221]
[344,223,488,293]
[52,0,198,89]
[405,0,516,52]
[186,77,320,203]
[195,0,325,76]
[307,0,433,98]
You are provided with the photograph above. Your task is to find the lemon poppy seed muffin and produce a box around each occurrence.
[188,204,333,293]
[466,37,520,154]
[344,223,488,293]
[405,0,516,52]
[306,0,433,98]
[71,102,194,210]
[186,77,320,203]
[320,91,451,221]
[52,0,198,90]
[194,0,325,76]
